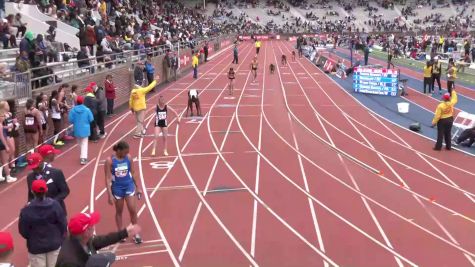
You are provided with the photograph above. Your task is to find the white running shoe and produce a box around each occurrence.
[6,175,17,183]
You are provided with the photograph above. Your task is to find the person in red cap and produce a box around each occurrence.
[83,86,99,142]
[432,90,458,150]
[55,212,140,267]
[19,179,67,267]
[26,153,70,214]
[0,231,14,266]
[69,95,94,165]
[38,144,61,167]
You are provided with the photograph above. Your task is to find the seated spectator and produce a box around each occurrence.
[12,13,26,38]
[19,31,35,63]
[0,18,16,49]
[15,51,31,73]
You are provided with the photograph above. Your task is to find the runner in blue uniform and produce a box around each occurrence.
[104,141,142,244]
[151,96,180,156]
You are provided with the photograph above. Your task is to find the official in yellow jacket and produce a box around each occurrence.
[192,53,199,79]
[129,74,160,138]
[255,40,261,55]
[431,90,458,150]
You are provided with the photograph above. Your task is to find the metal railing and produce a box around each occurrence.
[0,71,31,101]
[24,34,233,92]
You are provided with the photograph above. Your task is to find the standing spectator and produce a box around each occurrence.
[93,83,107,138]
[38,144,60,168]
[364,45,370,65]
[232,44,238,64]
[26,153,70,214]
[12,13,26,38]
[204,42,209,62]
[133,62,145,85]
[69,96,94,165]
[0,232,14,266]
[129,75,160,138]
[423,61,433,95]
[23,99,43,152]
[471,46,475,64]
[192,52,199,79]
[144,55,155,91]
[55,212,141,267]
[19,179,67,267]
[432,56,442,95]
[163,52,171,82]
[171,52,179,81]
[83,86,99,142]
[432,90,458,151]
[85,25,96,56]
[104,75,116,116]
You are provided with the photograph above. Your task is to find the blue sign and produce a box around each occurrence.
[353,67,399,96]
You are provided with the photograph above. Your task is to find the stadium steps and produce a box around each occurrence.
[5,2,80,49]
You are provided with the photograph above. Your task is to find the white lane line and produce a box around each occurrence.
[286,111,328,267]
[276,42,403,267]
[176,44,259,265]
[250,43,267,259]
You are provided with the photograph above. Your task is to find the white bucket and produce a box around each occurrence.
[397,102,409,113]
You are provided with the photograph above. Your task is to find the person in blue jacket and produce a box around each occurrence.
[144,55,155,91]
[68,96,94,165]
[19,179,67,267]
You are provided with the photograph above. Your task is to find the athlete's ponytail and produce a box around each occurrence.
[113,140,129,152]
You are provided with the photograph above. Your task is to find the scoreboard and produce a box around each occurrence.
[353,67,399,96]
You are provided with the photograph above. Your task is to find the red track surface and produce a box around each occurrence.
[3,41,475,267]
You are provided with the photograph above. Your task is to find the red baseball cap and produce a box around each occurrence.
[89,82,97,88]
[0,232,13,254]
[76,95,84,105]
[27,153,43,170]
[442,93,451,101]
[84,86,93,93]
[38,144,61,157]
[68,212,101,235]
[32,179,48,193]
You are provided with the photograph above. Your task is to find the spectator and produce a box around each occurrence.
[55,212,141,267]
[0,232,14,266]
[104,74,116,116]
[85,25,96,55]
[144,55,155,90]
[83,86,99,142]
[77,47,92,72]
[455,126,475,147]
[12,13,26,38]
[163,51,171,82]
[20,31,35,63]
[204,42,209,62]
[19,179,67,267]
[68,96,94,165]
[93,82,107,138]
[133,62,145,85]
[129,75,160,138]
[0,19,15,49]
[26,153,70,214]
[0,0,4,20]
[171,52,179,81]
[23,99,43,152]
[37,144,60,168]
[15,51,30,72]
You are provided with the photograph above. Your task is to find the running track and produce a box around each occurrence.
[3,40,475,266]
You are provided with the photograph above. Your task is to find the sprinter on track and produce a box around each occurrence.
[151,96,181,156]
